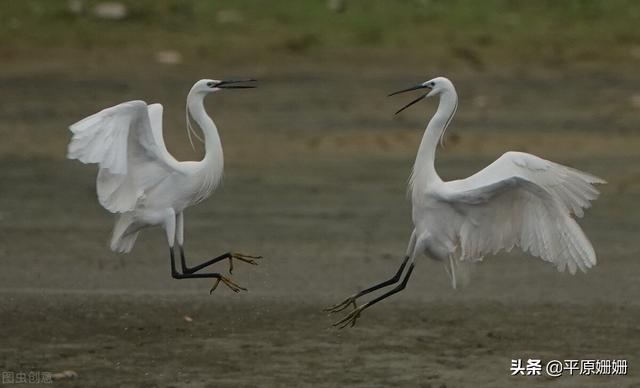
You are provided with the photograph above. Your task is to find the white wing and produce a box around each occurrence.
[67,100,185,213]
[444,151,605,274]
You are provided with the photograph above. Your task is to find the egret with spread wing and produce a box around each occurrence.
[67,79,262,293]
[327,77,605,327]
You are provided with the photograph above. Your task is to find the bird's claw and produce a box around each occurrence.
[209,276,248,294]
[332,304,366,329]
[324,296,357,313]
[228,252,263,274]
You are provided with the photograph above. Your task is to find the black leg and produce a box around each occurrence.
[355,255,410,298]
[362,263,415,308]
[333,263,416,328]
[169,247,246,293]
[325,255,410,313]
[180,246,232,274]
[170,246,180,278]
[179,246,262,275]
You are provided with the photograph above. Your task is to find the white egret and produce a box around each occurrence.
[327,76,605,327]
[67,79,262,293]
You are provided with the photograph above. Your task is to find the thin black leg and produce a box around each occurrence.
[354,255,410,298]
[170,246,180,278]
[332,263,416,328]
[169,247,246,292]
[364,263,415,308]
[171,247,224,279]
[325,255,410,313]
[180,245,232,274]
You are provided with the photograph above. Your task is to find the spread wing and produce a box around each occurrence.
[444,151,606,274]
[67,100,185,213]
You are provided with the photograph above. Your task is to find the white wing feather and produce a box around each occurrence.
[67,100,184,213]
[444,151,605,274]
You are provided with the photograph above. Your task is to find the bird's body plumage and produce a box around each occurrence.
[68,89,223,253]
[68,79,260,292]
[408,78,604,286]
[329,76,605,327]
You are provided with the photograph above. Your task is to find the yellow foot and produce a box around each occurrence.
[228,252,263,274]
[209,276,248,294]
[332,304,367,329]
[324,295,357,313]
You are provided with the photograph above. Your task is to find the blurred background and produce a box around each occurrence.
[1,1,639,387]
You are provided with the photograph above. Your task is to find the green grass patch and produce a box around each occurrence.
[1,0,640,67]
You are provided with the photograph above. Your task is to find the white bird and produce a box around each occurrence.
[67,79,262,293]
[327,76,605,327]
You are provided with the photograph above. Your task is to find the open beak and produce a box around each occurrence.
[388,83,432,115]
[216,79,257,89]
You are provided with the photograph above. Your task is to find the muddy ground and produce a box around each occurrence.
[1,56,639,388]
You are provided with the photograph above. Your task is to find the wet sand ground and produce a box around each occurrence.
[2,294,638,388]
[1,67,639,387]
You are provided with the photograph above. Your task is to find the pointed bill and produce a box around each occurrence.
[216,79,257,89]
[389,83,432,115]
[394,93,428,115]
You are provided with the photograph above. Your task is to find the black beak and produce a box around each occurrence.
[216,79,257,89]
[388,83,432,115]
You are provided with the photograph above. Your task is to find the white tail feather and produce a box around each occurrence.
[110,213,138,253]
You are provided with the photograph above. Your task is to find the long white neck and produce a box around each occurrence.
[186,90,224,193]
[409,87,457,195]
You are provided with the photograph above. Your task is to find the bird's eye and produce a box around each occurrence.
[206,82,214,87]
[430,82,435,87]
